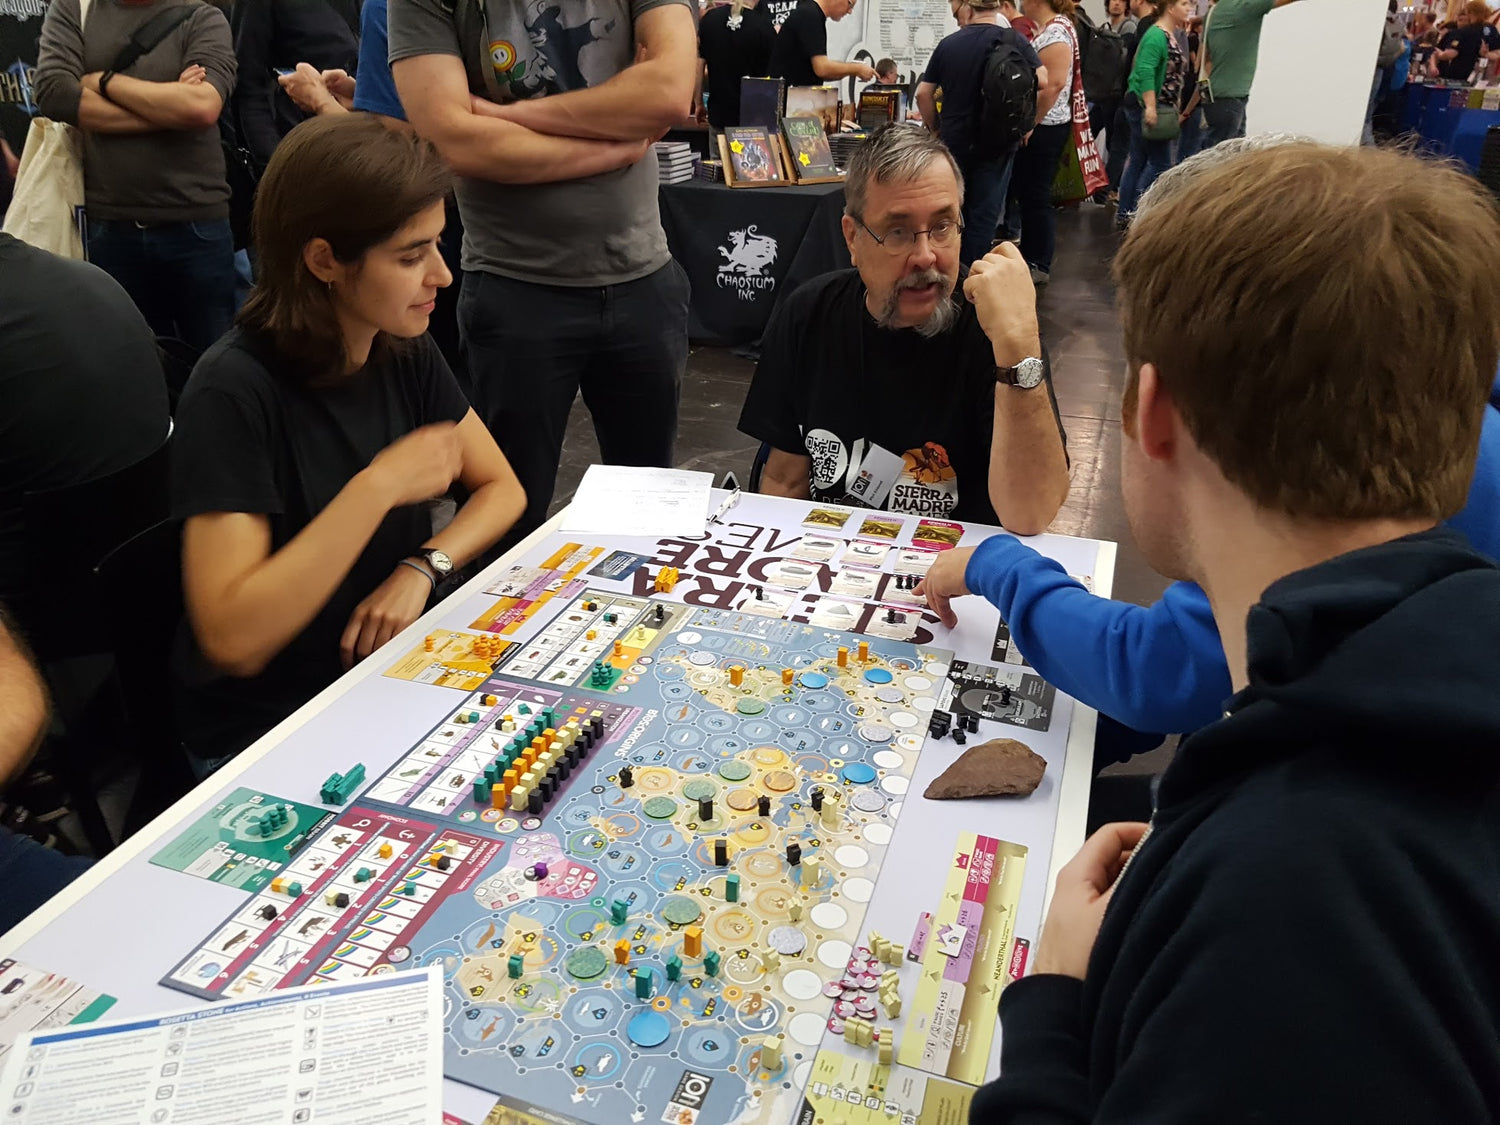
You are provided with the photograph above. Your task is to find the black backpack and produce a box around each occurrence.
[1075,9,1130,102]
[975,33,1038,158]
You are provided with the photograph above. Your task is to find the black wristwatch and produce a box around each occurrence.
[412,547,453,579]
[996,357,1046,389]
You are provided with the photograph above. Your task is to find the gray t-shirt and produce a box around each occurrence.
[34,0,236,223]
[388,0,686,287]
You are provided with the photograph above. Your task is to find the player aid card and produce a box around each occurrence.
[803,506,855,532]
[828,566,881,600]
[912,519,964,550]
[789,534,843,563]
[843,539,892,568]
[893,547,939,576]
[734,585,796,617]
[857,515,903,540]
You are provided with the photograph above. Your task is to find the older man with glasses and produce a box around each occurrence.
[738,124,1069,534]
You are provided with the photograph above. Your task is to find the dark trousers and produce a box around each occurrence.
[0,828,90,933]
[958,151,1016,267]
[1117,98,1176,218]
[86,218,235,353]
[1091,96,1126,191]
[1201,95,1248,150]
[1010,121,1072,274]
[459,261,690,537]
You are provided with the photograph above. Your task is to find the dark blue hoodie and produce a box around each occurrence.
[972,528,1500,1122]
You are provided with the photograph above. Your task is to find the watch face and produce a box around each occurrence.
[1015,357,1045,389]
[428,550,453,575]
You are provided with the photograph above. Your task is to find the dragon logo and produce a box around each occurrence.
[715,225,779,302]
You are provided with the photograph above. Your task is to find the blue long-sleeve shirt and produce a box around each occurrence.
[964,380,1500,742]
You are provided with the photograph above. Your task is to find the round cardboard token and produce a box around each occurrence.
[841,762,877,785]
[565,946,608,980]
[763,770,797,792]
[627,1010,671,1048]
[874,686,903,704]
[726,788,759,811]
[717,760,752,782]
[642,796,678,820]
[851,789,886,812]
[736,697,768,716]
[863,668,894,685]
[683,779,717,801]
[661,897,702,926]
[767,925,807,955]
[799,671,829,689]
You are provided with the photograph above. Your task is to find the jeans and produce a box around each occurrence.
[959,151,1016,266]
[1178,104,1205,162]
[1117,99,1176,218]
[0,829,90,933]
[1106,101,1130,190]
[1010,121,1072,274]
[459,260,690,538]
[1201,95,1248,150]
[86,218,235,353]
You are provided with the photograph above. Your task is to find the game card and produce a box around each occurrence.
[913,519,964,550]
[789,534,843,563]
[587,550,649,581]
[893,547,939,576]
[828,566,881,600]
[808,596,864,631]
[882,574,925,606]
[735,585,796,617]
[483,565,548,597]
[803,506,855,532]
[843,539,892,567]
[865,604,921,641]
[764,558,822,591]
[857,515,903,540]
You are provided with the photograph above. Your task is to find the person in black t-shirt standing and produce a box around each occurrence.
[768,0,876,88]
[172,115,526,769]
[699,0,776,129]
[917,0,1044,266]
[738,125,1068,533]
[1436,0,1493,81]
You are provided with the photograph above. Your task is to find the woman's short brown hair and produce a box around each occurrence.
[238,114,451,381]
[1464,1,1490,21]
[1115,144,1500,522]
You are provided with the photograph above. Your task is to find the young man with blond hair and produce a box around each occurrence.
[959,143,1500,1119]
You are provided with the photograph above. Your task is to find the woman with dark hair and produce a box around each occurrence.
[172,113,525,771]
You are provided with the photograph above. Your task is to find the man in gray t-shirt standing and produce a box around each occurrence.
[390,0,697,537]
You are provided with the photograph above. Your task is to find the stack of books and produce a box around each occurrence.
[828,132,868,170]
[655,141,697,184]
[696,159,727,183]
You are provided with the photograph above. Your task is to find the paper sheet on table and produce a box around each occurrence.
[560,465,713,536]
[0,966,442,1125]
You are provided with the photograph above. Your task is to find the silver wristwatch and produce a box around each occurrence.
[996,357,1046,389]
[413,547,454,578]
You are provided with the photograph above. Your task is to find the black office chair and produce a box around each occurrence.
[748,442,771,492]
[94,520,196,835]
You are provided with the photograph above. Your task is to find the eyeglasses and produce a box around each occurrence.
[857,218,963,255]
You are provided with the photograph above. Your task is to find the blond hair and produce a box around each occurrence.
[1115,144,1500,521]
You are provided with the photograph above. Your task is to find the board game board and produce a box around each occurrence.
[149,787,334,892]
[166,590,953,1125]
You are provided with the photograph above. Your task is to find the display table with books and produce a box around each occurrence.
[659,179,849,347]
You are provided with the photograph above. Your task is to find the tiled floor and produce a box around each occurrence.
[554,203,1170,611]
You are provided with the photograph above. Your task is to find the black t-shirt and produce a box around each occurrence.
[922,23,1042,165]
[768,0,826,88]
[699,2,777,128]
[1438,24,1484,80]
[0,0,46,156]
[171,328,471,759]
[739,269,1063,527]
[0,233,169,601]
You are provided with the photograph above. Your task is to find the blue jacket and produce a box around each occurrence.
[964,377,1500,744]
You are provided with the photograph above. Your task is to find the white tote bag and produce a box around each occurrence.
[2,0,93,258]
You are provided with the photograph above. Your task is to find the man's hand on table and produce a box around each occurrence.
[1034,821,1150,979]
[916,546,975,629]
[963,242,1043,369]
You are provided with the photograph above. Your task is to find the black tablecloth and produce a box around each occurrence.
[659,180,848,347]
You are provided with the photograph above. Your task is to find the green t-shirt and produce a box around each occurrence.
[1204,0,1276,99]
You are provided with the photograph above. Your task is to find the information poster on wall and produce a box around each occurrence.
[827,0,956,84]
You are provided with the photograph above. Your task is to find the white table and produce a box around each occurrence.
[2,493,1115,1124]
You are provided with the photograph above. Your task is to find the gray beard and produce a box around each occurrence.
[875,273,960,337]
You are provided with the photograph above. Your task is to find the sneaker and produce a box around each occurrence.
[1029,266,1050,286]
[1090,189,1110,206]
